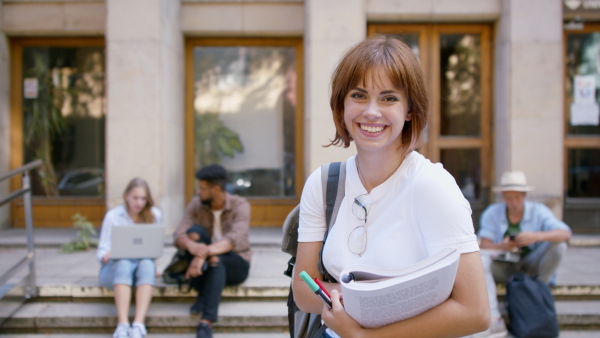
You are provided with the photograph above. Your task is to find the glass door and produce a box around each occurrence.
[185,38,303,226]
[10,38,107,227]
[368,24,493,228]
[564,26,600,232]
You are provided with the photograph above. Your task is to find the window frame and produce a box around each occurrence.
[367,24,493,213]
[184,37,304,226]
[9,37,107,227]
[563,25,600,204]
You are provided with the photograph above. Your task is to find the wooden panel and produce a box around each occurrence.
[13,203,106,228]
[250,203,296,227]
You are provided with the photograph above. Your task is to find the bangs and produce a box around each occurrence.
[344,43,414,95]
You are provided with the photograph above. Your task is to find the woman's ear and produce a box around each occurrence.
[406,111,413,121]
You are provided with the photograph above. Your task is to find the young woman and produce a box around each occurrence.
[293,35,490,338]
[97,177,162,338]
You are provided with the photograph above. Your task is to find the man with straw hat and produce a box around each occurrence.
[473,171,572,338]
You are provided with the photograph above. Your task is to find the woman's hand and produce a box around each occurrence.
[101,251,110,264]
[321,289,364,338]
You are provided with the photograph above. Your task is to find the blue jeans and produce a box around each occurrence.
[99,258,155,290]
[187,225,250,322]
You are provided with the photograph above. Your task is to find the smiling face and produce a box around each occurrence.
[343,68,411,155]
[125,186,148,215]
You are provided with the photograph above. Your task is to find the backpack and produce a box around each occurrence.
[282,162,346,338]
[505,273,559,338]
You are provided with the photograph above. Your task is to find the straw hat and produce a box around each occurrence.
[493,171,534,192]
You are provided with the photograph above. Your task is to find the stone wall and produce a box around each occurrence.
[106,0,184,233]
[0,2,9,229]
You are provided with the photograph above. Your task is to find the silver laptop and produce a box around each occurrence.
[110,224,166,259]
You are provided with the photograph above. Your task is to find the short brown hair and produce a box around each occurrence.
[328,34,428,155]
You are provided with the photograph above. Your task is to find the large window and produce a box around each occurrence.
[564,26,600,232]
[186,38,303,226]
[368,25,492,227]
[10,39,106,227]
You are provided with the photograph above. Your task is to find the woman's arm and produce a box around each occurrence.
[292,241,342,314]
[96,210,115,263]
[321,251,490,338]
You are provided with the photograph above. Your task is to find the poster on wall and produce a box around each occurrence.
[571,75,600,126]
[23,78,38,99]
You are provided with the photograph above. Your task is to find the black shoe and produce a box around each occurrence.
[196,322,213,338]
[190,299,203,315]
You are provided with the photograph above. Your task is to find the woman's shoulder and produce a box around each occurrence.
[407,152,456,188]
[106,204,127,217]
[150,206,162,221]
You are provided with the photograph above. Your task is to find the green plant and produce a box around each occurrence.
[195,113,244,168]
[24,52,67,196]
[60,213,98,253]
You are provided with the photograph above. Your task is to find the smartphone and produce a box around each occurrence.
[509,235,516,240]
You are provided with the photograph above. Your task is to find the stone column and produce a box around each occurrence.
[0,2,10,228]
[304,0,366,175]
[494,0,564,217]
[106,0,184,232]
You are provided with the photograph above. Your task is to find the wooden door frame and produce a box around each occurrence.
[184,37,304,226]
[563,25,600,205]
[368,24,493,206]
[9,37,107,227]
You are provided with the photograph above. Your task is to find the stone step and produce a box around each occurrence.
[37,282,290,301]
[0,334,290,338]
[0,301,288,334]
[2,299,599,334]
[5,334,600,338]
[35,282,600,302]
[2,300,600,335]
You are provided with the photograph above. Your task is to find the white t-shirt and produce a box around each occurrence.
[212,209,224,242]
[298,151,479,282]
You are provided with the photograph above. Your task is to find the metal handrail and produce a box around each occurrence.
[0,159,41,301]
[0,159,42,182]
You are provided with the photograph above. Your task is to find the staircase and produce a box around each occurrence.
[1,229,600,337]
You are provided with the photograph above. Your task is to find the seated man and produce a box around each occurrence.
[173,164,252,338]
[475,171,571,338]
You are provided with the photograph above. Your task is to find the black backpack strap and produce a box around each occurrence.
[318,161,346,280]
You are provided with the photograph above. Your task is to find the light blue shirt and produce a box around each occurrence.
[96,204,162,262]
[478,201,571,253]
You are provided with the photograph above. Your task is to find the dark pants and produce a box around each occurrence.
[186,225,250,322]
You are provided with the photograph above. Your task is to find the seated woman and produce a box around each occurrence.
[97,177,162,338]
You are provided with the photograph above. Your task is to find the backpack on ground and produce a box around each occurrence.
[281,162,346,338]
[505,272,559,338]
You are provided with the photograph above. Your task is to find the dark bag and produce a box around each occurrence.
[282,162,346,338]
[162,248,194,293]
[505,273,559,338]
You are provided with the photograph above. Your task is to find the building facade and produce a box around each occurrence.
[0,0,598,233]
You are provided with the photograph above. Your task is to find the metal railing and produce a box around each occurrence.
[0,159,42,301]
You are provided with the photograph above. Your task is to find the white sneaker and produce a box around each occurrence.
[129,322,147,338]
[471,317,508,338]
[113,323,130,338]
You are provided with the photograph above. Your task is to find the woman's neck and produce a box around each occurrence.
[356,150,406,193]
[128,209,139,223]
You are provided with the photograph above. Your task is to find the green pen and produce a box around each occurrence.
[300,270,332,309]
